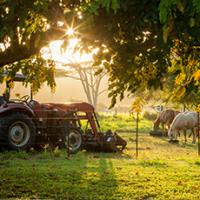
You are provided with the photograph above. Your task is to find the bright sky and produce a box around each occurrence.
[41,38,95,70]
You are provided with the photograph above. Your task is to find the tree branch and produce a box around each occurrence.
[98,89,107,96]
[0,27,66,68]
[65,75,81,80]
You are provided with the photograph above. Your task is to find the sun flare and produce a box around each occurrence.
[66,28,74,36]
[42,38,94,67]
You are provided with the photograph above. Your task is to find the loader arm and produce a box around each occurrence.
[46,102,101,136]
[43,102,127,152]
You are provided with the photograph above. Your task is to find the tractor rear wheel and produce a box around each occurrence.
[0,113,36,150]
[63,127,82,153]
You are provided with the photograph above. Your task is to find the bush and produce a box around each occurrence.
[143,111,157,121]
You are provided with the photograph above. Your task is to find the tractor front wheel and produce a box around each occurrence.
[0,113,36,150]
[63,128,82,153]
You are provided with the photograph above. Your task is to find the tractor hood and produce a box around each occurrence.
[45,102,95,113]
[0,102,34,117]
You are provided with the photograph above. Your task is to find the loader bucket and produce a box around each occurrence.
[100,130,127,152]
[83,130,127,152]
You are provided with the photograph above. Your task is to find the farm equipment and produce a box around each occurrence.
[149,130,167,137]
[0,74,127,153]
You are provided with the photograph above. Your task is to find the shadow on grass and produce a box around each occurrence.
[0,150,90,199]
[85,156,118,199]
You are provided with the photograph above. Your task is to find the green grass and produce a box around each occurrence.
[1,115,200,199]
[1,133,200,199]
[98,113,152,133]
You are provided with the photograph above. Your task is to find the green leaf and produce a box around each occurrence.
[176,0,184,13]
[109,96,116,109]
[193,0,200,13]
[189,18,195,27]
[101,0,111,11]
[176,86,186,98]
[162,24,169,43]
[159,0,177,23]
[111,0,120,12]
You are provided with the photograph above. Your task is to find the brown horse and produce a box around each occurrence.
[153,109,180,132]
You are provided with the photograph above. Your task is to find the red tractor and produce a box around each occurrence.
[0,74,127,153]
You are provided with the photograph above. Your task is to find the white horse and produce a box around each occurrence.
[168,112,198,143]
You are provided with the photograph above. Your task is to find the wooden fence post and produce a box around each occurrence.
[131,97,144,159]
[198,112,200,156]
[136,112,139,159]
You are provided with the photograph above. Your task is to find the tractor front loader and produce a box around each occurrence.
[47,102,127,153]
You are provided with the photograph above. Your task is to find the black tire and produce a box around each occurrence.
[63,127,82,153]
[0,113,36,151]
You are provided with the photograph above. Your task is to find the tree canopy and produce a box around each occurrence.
[83,0,200,106]
[0,0,80,90]
[1,0,200,105]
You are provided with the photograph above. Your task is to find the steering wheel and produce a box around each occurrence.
[20,95,30,102]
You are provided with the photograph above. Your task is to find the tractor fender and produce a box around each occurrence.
[0,103,35,117]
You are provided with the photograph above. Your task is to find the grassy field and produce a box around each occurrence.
[1,115,200,199]
[98,113,152,133]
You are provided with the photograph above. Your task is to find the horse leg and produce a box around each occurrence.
[174,130,178,140]
[188,131,192,138]
[163,123,168,132]
[175,129,181,141]
[178,130,181,137]
[192,128,196,144]
[165,124,170,137]
[160,123,164,136]
[183,130,187,143]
